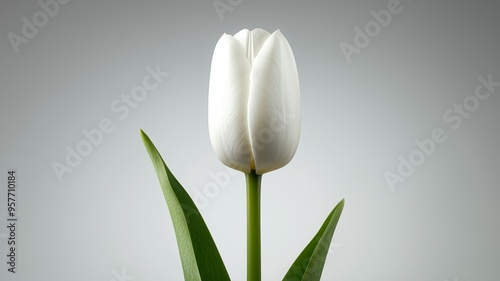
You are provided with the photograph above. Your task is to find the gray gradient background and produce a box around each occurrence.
[1,0,499,280]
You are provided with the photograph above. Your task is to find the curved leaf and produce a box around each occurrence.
[283,199,344,281]
[141,130,231,281]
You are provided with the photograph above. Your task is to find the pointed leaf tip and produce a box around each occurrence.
[283,198,344,281]
[141,133,231,281]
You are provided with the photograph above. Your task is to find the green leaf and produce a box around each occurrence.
[283,199,345,281]
[141,130,231,281]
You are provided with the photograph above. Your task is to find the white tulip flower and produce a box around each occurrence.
[142,28,342,281]
[208,28,301,175]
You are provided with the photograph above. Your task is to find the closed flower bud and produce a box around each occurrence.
[208,28,301,174]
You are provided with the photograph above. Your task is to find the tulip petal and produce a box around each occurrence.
[248,30,301,174]
[209,34,253,173]
[233,28,271,65]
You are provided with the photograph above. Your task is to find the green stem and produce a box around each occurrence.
[246,170,262,281]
